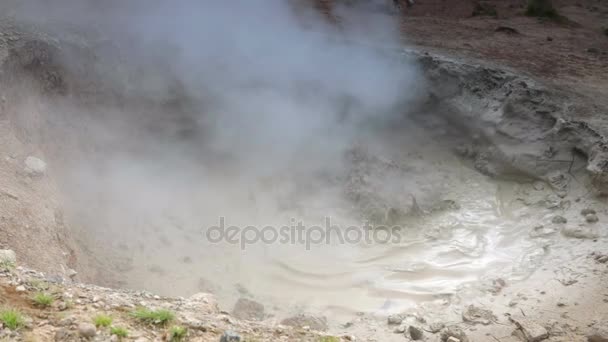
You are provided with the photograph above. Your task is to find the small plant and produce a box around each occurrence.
[93,314,113,328]
[0,260,15,272]
[131,308,175,325]
[32,293,54,308]
[319,337,340,342]
[28,279,49,291]
[168,326,188,341]
[526,0,557,17]
[110,326,129,338]
[0,308,25,330]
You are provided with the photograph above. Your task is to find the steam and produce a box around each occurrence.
[4,0,423,303]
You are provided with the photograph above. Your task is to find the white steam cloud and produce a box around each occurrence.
[3,0,424,310]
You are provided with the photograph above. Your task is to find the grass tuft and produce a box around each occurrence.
[32,293,54,308]
[169,326,188,341]
[130,308,175,325]
[110,326,129,338]
[0,308,25,330]
[0,260,15,272]
[93,314,113,328]
[319,337,340,342]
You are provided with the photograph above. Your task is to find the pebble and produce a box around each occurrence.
[586,214,599,223]
[220,330,241,342]
[428,322,445,333]
[462,305,496,325]
[561,227,598,239]
[387,314,403,325]
[78,323,96,338]
[24,156,47,176]
[510,316,548,342]
[581,208,596,216]
[551,216,567,224]
[408,325,424,340]
[15,285,26,292]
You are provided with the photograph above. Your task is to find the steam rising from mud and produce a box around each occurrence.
[2,0,425,302]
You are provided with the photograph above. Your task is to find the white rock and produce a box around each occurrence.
[15,285,26,292]
[510,316,548,342]
[24,156,47,176]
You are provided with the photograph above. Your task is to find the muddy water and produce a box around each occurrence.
[106,122,559,322]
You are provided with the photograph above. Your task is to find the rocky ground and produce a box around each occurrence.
[0,249,346,342]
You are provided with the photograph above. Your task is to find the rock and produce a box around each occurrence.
[587,47,599,54]
[427,322,445,333]
[462,305,496,325]
[15,285,26,292]
[387,314,403,325]
[232,298,265,321]
[393,324,406,334]
[24,156,47,176]
[0,250,16,265]
[510,316,548,342]
[533,181,545,190]
[78,322,96,338]
[592,253,608,264]
[586,214,599,223]
[441,326,469,342]
[530,225,556,238]
[280,314,328,331]
[561,227,598,239]
[408,325,424,340]
[66,269,77,279]
[587,323,608,342]
[495,26,519,34]
[546,36,553,41]
[581,208,596,216]
[551,216,567,224]
[54,328,73,341]
[220,330,241,342]
[58,316,75,327]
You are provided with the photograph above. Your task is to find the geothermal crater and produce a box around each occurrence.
[0,4,607,340]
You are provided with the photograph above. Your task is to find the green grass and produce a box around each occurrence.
[110,326,129,338]
[168,326,188,341]
[93,314,113,328]
[32,293,54,308]
[130,308,175,325]
[0,260,15,272]
[319,337,340,342]
[28,279,49,291]
[0,308,25,330]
